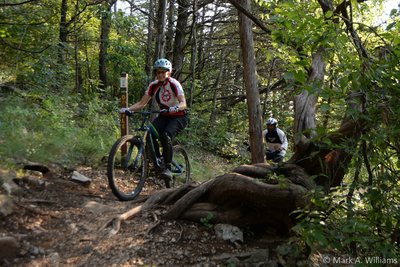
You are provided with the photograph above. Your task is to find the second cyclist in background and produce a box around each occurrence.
[262,117,288,163]
[120,58,188,180]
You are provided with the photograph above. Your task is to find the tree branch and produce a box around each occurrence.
[227,0,271,34]
[0,0,38,7]
[0,37,51,54]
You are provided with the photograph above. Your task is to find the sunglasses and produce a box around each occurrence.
[156,70,167,74]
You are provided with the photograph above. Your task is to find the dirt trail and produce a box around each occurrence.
[1,165,285,266]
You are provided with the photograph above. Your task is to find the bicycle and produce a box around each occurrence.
[107,109,191,201]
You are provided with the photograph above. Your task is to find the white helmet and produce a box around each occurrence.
[266,117,278,125]
[153,58,172,72]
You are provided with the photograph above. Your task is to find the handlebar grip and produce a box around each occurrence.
[124,110,134,116]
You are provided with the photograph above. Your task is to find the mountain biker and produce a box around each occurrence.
[120,58,188,180]
[262,117,288,163]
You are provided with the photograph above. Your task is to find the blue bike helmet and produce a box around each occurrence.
[153,58,172,72]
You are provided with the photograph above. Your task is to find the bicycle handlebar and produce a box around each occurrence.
[123,109,168,116]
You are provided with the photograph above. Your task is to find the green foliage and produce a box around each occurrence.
[186,148,233,182]
[107,11,147,98]
[200,212,215,229]
[0,0,61,83]
[0,91,119,166]
[179,103,251,164]
[292,183,400,259]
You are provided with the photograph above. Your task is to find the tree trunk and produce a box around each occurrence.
[73,0,82,93]
[83,38,94,92]
[237,0,264,164]
[155,0,167,59]
[99,0,116,90]
[172,0,190,79]
[209,50,224,125]
[151,0,168,117]
[188,0,197,108]
[198,4,217,90]
[289,0,370,189]
[196,6,205,81]
[165,0,176,60]
[293,46,326,143]
[289,91,367,190]
[58,0,68,64]
[145,0,155,82]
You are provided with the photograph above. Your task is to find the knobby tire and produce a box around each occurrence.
[107,135,147,201]
[166,145,191,188]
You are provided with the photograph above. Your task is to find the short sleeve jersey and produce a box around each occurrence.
[265,130,282,144]
[146,78,185,116]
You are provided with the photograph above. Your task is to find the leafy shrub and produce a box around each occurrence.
[178,104,251,164]
[0,91,119,166]
[291,183,400,261]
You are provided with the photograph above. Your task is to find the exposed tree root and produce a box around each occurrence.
[146,212,161,235]
[104,163,312,235]
[102,184,196,235]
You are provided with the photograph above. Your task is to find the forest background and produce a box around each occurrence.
[1,0,399,261]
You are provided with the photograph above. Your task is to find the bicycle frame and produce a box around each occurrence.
[127,110,165,171]
[129,111,187,176]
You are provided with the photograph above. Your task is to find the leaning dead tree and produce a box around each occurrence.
[104,0,371,235]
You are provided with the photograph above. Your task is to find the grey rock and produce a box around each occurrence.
[71,171,91,185]
[214,223,243,243]
[83,201,114,214]
[0,194,15,216]
[2,180,24,196]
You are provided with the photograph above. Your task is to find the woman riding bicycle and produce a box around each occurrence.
[120,58,188,181]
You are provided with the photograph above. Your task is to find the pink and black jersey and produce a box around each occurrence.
[146,77,185,116]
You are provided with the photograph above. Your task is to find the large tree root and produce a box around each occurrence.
[102,184,196,235]
[104,163,311,235]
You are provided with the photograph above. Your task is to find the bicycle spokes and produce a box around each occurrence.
[107,136,148,201]
[169,145,191,188]
[127,143,144,172]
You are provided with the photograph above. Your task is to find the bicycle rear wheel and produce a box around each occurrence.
[167,145,191,188]
[107,135,148,201]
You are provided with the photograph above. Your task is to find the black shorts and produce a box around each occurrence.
[151,113,188,139]
[266,150,283,163]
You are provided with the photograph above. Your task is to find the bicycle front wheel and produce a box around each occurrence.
[107,135,147,201]
[168,145,191,188]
